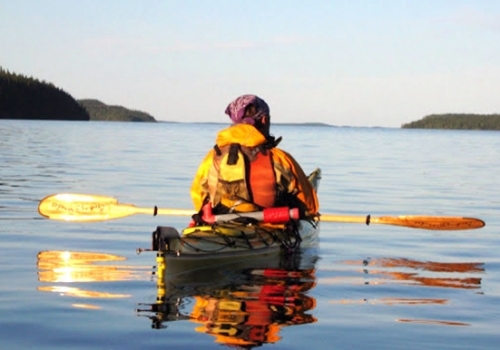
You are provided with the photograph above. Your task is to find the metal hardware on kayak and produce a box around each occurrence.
[136,227,181,255]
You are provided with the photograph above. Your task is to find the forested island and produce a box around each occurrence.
[1,67,89,120]
[0,67,156,122]
[78,99,156,122]
[402,114,500,130]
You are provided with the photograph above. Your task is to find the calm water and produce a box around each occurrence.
[1,120,499,349]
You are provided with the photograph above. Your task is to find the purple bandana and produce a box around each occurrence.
[224,95,270,125]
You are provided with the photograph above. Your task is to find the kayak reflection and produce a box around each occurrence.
[137,252,318,348]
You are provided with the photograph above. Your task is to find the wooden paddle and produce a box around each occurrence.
[320,214,485,231]
[38,193,193,222]
[38,193,485,230]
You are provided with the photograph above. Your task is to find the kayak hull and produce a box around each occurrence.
[151,219,319,277]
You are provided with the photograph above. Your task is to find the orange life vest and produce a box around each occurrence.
[207,143,277,212]
[191,123,319,216]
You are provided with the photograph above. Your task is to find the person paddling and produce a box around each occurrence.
[190,94,319,221]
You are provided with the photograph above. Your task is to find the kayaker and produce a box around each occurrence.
[190,94,319,220]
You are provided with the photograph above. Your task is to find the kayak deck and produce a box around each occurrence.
[152,219,318,257]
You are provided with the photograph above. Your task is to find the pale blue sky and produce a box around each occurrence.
[2,0,499,126]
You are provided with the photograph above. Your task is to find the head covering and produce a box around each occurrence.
[224,94,270,125]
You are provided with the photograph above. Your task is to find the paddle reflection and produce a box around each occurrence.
[352,257,482,290]
[323,257,484,309]
[36,250,149,301]
[137,253,318,348]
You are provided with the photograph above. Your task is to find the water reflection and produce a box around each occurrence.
[36,249,485,336]
[36,250,148,302]
[137,253,318,348]
[396,318,469,326]
[323,257,484,326]
[338,257,483,290]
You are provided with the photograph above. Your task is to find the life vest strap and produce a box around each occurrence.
[227,144,240,165]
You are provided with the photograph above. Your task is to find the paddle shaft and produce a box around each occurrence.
[320,214,485,230]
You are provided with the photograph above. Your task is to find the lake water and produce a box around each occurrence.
[1,120,499,349]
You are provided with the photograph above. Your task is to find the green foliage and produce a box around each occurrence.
[78,99,156,122]
[402,114,500,130]
[0,66,90,121]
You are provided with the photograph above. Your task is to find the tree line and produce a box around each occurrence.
[1,67,157,122]
[0,67,90,121]
[402,114,500,130]
[78,99,156,122]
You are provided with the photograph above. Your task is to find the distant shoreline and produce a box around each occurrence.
[157,121,337,127]
[3,67,498,129]
[402,113,500,130]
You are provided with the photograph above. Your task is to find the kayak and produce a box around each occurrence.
[148,168,321,271]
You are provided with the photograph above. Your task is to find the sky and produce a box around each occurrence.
[1,0,500,127]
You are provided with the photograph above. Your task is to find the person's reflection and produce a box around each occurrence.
[138,257,318,348]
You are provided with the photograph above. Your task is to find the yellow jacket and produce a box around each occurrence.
[191,124,319,216]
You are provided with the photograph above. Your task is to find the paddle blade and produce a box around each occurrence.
[374,216,485,231]
[320,214,485,231]
[38,193,141,222]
